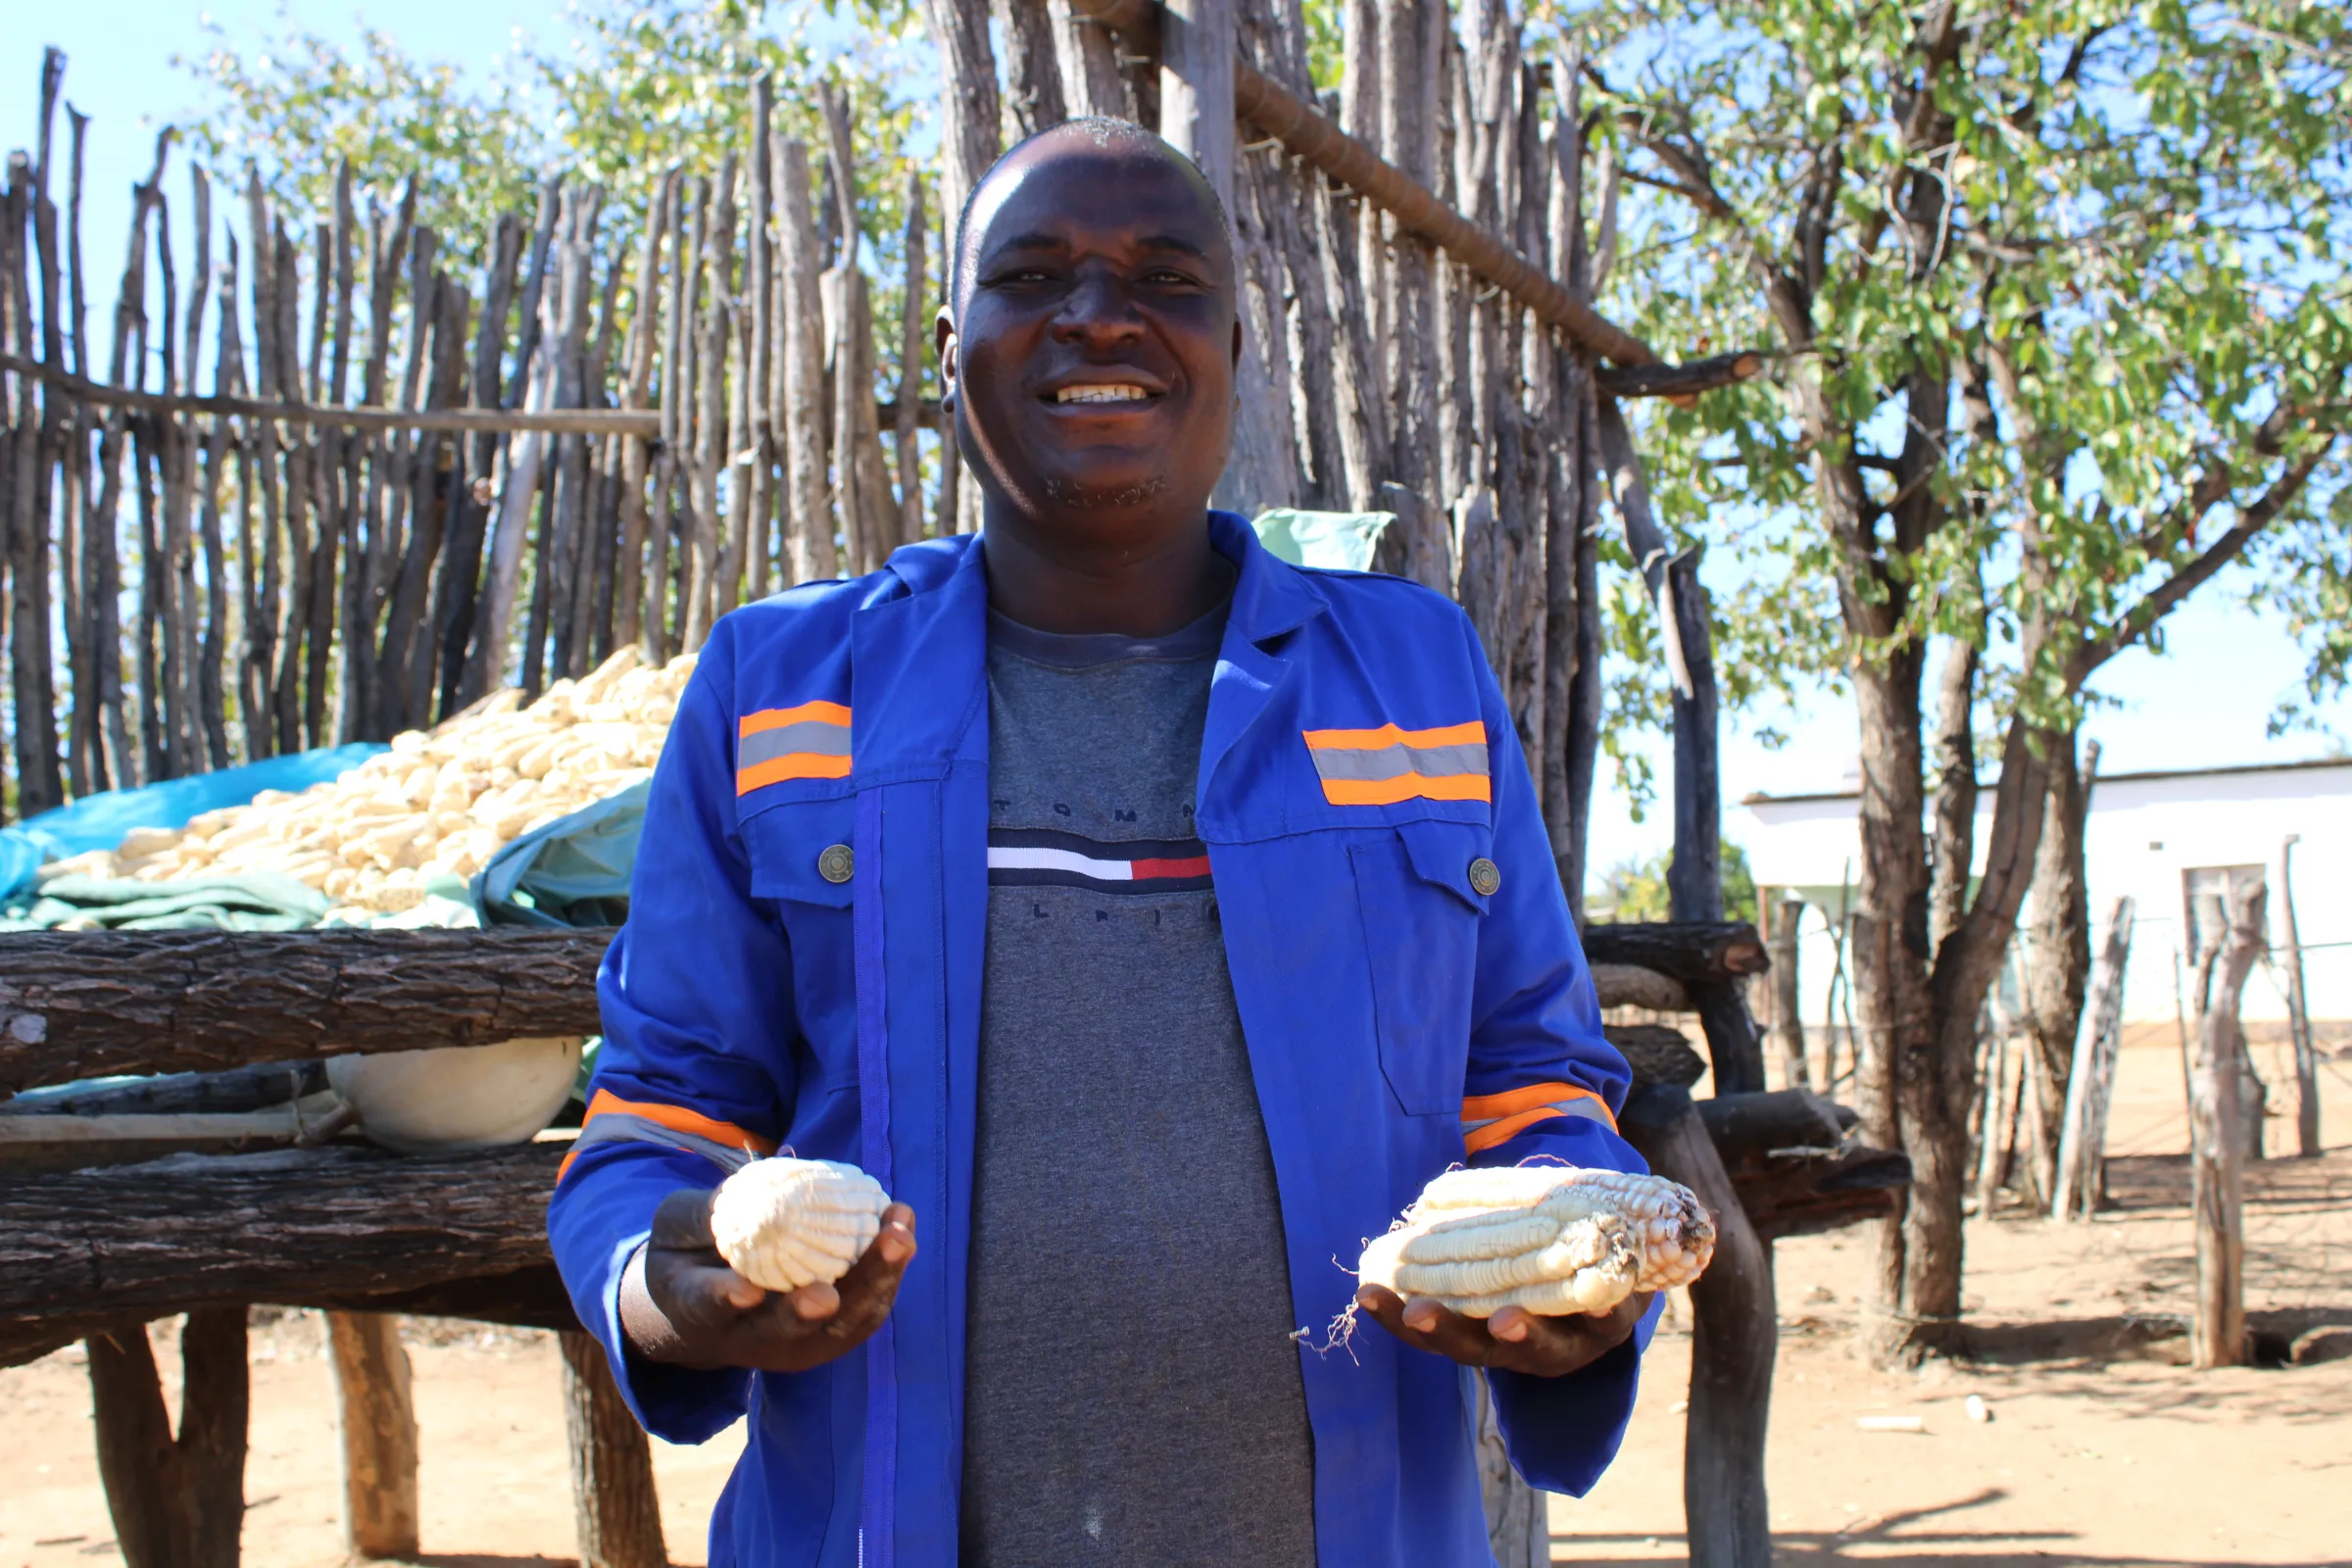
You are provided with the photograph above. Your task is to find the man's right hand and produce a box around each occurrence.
[619,1187,916,1374]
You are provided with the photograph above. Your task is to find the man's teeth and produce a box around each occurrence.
[1054,385,1149,404]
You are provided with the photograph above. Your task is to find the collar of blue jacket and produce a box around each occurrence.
[549,509,1660,1568]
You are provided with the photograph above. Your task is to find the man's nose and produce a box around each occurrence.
[1051,266,1145,344]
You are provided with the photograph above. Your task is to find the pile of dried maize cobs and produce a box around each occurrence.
[710,1156,894,1292]
[1357,1164,1715,1317]
[53,648,695,922]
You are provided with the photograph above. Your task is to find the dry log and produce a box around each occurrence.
[0,1058,323,1117]
[1596,352,1763,401]
[1591,961,1690,1012]
[0,927,612,1095]
[1605,1021,1706,1089]
[0,1144,564,1352]
[1581,920,1768,985]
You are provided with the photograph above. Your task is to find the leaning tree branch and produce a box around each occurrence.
[2067,439,2336,689]
[1597,352,1765,401]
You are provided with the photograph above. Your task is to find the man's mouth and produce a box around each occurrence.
[1052,384,1152,405]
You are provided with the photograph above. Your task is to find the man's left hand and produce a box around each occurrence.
[1353,1285,1650,1378]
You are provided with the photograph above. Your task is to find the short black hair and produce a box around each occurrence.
[946,118,1232,318]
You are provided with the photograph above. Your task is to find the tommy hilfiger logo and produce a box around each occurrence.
[985,827,1214,893]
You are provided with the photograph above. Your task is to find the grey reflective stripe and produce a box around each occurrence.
[1460,1097,1616,1138]
[571,1110,759,1174]
[1308,741,1490,784]
[738,720,852,768]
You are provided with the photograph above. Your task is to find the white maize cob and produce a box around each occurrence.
[710,1156,893,1293]
[1357,1164,1714,1317]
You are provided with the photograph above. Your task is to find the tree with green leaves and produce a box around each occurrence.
[175,0,930,357]
[1556,0,2350,1358]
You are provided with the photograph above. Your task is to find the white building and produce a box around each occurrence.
[1738,758,2352,1031]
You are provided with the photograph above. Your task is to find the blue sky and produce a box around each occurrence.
[7,3,2346,883]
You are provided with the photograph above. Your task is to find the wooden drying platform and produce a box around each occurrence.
[0,920,1902,1568]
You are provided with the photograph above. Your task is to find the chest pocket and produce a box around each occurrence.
[739,796,858,1046]
[1349,818,1493,1117]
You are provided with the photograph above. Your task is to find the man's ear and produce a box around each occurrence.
[934,308,958,410]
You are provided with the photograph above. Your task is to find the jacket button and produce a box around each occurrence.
[1468,857,1501,897]
[818,844,856,884]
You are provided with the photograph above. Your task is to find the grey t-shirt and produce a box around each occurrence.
[959,599,1318,1568]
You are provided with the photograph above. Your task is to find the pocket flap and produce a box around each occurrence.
[1396,818,1494,913]
[739,797,857,907]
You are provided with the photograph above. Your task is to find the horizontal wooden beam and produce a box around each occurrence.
[2,353,661,436]
[1062,0,1657,366]
[0,1144,565,1365]
[0,928,613,1098]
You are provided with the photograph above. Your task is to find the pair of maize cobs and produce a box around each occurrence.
[712,1155,1716,1317]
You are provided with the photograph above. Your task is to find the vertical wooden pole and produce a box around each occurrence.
[747,76,777,604]
[776,143,836,583]
[2189,884,2264,1369]
[2052,896,2135,1219]
[2276,837,2320,1158]
[1770,896,1807,1089]
[1003,0,1073,134]
[1622,1091,1774,1568]
[1050,0,1135,119]
[326,1310,420,1560]
[895,174,928,546]
[617,175,670,656]
[560,1330,670,1568]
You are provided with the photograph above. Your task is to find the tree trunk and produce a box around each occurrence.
[1848,653,1936,1359]
[2189,884,2265,1369]
[0,927,611,1094]
[1621,1087,1773,1568]
[2022,732,2095,1202]
[561,1330,670,1568]
[87,1309,248,1568]
[328,1310,419,1560]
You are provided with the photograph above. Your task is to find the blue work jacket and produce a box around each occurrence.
[548,511,1658,1568]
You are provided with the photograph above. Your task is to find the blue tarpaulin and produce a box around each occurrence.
[472,778,650,929]
[0,744,388,903]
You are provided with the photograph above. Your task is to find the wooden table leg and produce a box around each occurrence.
[326,1310,420,1560]
[87,1307,249,1568]
[560,1329,669,1568]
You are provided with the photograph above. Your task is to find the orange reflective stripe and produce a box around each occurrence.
[579,1088,778,1156]
[1302,719,1487,751]
[1464,1106,1567,1153]
[740,701,851,737]
[1319,773,1492,806]
[736,753,854,793]
[1462,1081,1601,1120]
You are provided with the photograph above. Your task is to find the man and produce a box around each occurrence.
[550,119,1656,1568]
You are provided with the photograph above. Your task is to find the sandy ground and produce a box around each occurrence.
[3,1040,2347,1568]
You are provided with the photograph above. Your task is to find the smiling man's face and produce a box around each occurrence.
[939,127,1239,547]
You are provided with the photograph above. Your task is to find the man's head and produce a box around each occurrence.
[936,121,1240,551]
